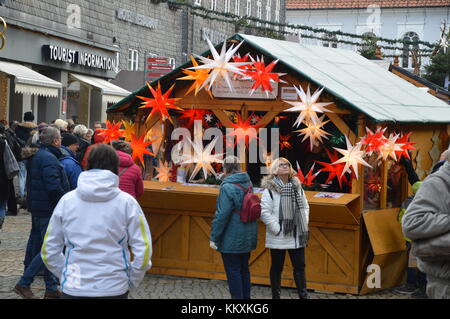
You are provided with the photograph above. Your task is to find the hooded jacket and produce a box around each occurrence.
[60,146,82,190]
[116,150,144,199]
[402,161,450,298]
[15,121,37,145]
[41,169,152,297]
[260,176,310,249]
[210,172,258,254]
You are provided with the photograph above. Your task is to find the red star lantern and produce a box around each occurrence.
[97,121,124,144]
[178,109,208,128]
[232,53,252,79]
[394,132,416,160]
[130,133,156,166]
[316,149,350,189]
[136,82,182,124]
[360,127,388,154]
[227,113,259,147]
[244,56,285,96]
[278,134,292,151]
[295,162,319,187]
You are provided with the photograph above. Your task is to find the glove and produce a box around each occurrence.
[209,241,218,250]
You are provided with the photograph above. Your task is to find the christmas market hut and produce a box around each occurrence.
[106,33,450,295]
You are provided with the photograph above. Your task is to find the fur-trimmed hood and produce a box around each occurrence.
[261,175,302,193]
[18,121,37,129]
[21,146,39,160]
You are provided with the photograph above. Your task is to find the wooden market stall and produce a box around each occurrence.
[107,34,450,294]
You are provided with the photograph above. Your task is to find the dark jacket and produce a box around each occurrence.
[0,138,10,201]
[210,172,258,254]
[15,121,37,146]
[76,136,90,163]
[60,146,82,190]
[26,144,70,217]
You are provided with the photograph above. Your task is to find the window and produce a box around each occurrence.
[256,0,262,26]
[246,0,252,16]
[402,31,420,69]
[210,0,217,10]
[235,0,240,16]
[275,0,280,29]
[194,0,201,6]
[225,0,231,13]
[266,0,271,22]
[322,33,338,48]
[128,49,138,71]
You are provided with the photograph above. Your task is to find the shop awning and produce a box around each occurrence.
[0,60,62,97]
[69,73,130,103]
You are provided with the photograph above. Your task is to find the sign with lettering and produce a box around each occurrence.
[116,9,158,29]
[212,78,278,100]
[145,56,174,83]
[42,45,117,71]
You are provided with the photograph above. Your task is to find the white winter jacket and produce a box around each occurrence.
[260,176,310,250]
[41,169,152,297]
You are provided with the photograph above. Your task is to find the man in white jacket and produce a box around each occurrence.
[41,144,152,299]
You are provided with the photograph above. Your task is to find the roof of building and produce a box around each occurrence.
[286,0,450,10]
[108,33,450,124]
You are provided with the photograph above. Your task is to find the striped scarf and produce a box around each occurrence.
[273,177,309,248]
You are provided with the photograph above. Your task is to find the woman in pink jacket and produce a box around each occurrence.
[112,141,144,199]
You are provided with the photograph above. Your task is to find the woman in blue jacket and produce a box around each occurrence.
[60,133,82,190]
[210,156,258,299]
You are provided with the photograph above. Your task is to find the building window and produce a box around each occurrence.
[194,0,202,6]
[266,0,271,22]
[402,31,420,69]
[256,0,262,26]
[128,49,138,71]
[224,0,231,13]
[275,0,280,29]
[246,0,252,16]
[210,0,217,11]
[235,0,240,16]
[322,33,338,48]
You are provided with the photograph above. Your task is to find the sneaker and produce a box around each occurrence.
[13,284,38,299]
[44,290,61,299]
[394,284,416,295]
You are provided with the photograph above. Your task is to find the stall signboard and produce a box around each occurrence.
[212,78,278,99]
[146,57,173,83]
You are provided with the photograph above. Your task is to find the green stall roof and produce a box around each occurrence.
[108,33,450,124]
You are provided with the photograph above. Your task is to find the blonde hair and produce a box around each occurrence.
[54,119,68,131]
[268,157,296,178]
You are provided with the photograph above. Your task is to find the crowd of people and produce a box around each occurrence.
[0,110,449,299]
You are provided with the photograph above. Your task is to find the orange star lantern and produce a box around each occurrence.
[278,134,293,151]
[137,82,182,124]
[177,56,212,97]
[244,56,285,96]
[228,113,259,147]
[178,109,208,128]
[130,133,155,166]
[97,121,124,144]
[121,120,136,142]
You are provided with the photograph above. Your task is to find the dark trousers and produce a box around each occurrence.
[61,292,129,299]
[406,242,427,290]
[270,248,307,298]
[7,180,17,214]
[221,253,251,299]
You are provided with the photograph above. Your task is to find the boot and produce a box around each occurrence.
[293,270,309,299]
[270,270,282,299]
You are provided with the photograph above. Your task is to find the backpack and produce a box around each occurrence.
[232,183,261,223]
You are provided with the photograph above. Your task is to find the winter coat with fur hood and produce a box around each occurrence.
[260,176,310,250]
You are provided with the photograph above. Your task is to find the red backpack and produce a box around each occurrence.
[232,183,261,223]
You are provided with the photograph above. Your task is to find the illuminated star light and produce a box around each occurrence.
[97,120,124,144]
[204,113,214,123]
[232,53,252,79]
[284,85,334,127]
[130,133,156,166]
[394,132,416,160]
[316,149,350,189]
[121,120,136,142]
[189,37,250,92]
[294,115,331,151]
[295,162,320,187]
[181,137,224,182]
[360,127,388,155]
[332,136,372,179]
[177,56,212,97]
[178,109,208,128]
[155,160,172,182]
[244,56,286,97]
[227,113,259,147]
[377,133,404,161]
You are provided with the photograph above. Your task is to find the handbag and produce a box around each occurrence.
[3,140,19,179]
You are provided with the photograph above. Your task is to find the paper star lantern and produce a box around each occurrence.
[177,56,212,97]
[278,134,293,151]
[394,132,416,160]
[294,115,331,151]
[228,113,259,147]
[284,85,333,127]
[155,160,172,182]
[333,136,372,179]
[178,109,208,128]
[121,120,136,142]
[377,133,404,161]
[181,137,224,182]
[97,121,124,144]
[244,56,286,96]
[130,133,156,166]
[295,162,319,187]
[190,37,249,91]
[204,113,214,123]
[137,82,182,124]
[232,53,252,79]
[316,149,350,189]
[360,127,388,155]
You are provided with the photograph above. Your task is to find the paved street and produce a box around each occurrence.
[0,210,413,299]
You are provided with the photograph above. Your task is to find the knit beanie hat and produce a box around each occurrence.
[62,133,79,147]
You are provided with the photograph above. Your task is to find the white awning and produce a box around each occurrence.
[69,73,130,103]
[0,61,62,97]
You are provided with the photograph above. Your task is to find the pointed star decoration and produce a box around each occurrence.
[155,160,172,182]
[177,56,212,97]
[332,136,372,179]
[316,149,350,189]
[181,137,224,182]
[137,82,182,124]
[377,133,404,161]
[360,127,388,155]
[294,115,331,151]
[283,85,334,128]
[178,109,208,128]
[394,132,416,160]
[204,113,214,123]
[130,133,156,166]
[121,120,136,142]
[97,120,124,144]
[189,37,250,92]
[278,134,293,151]
[243,56,286,96]
[232,53,252,79]
[227,113,259,147]
[295,162,320,187]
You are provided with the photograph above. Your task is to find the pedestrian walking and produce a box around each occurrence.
[60,133,82,190]
[112,140,144,199]
[402,145,450,299]
[41,144,152,299]
[260,158,310,299]
[210,156,258,299]
[14,126,70,299]
[73,124,91,163]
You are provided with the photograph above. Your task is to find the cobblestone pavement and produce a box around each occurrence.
[0,210,414,299]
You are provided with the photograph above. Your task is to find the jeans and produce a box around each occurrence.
[18,161,27,199]
[18,216,58,292]
[221,253,251,299]
[23,216,43,270]
[406,242,427,291]
[0,201,6,230]
[270,248,306,274]
[7,180,17,213]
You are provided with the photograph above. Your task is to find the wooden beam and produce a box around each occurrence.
[212,109,234,128]
[380,161,388,209]
[256,111,279,128]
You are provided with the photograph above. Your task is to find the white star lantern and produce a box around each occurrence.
[294,115,331,151]
[204,113,214,123]
[332,136,372,179]
[181,137,224,182]
[155,160,172,182]
[283,85,334,128]
[377,134,404,161]
[190,37,250,92]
